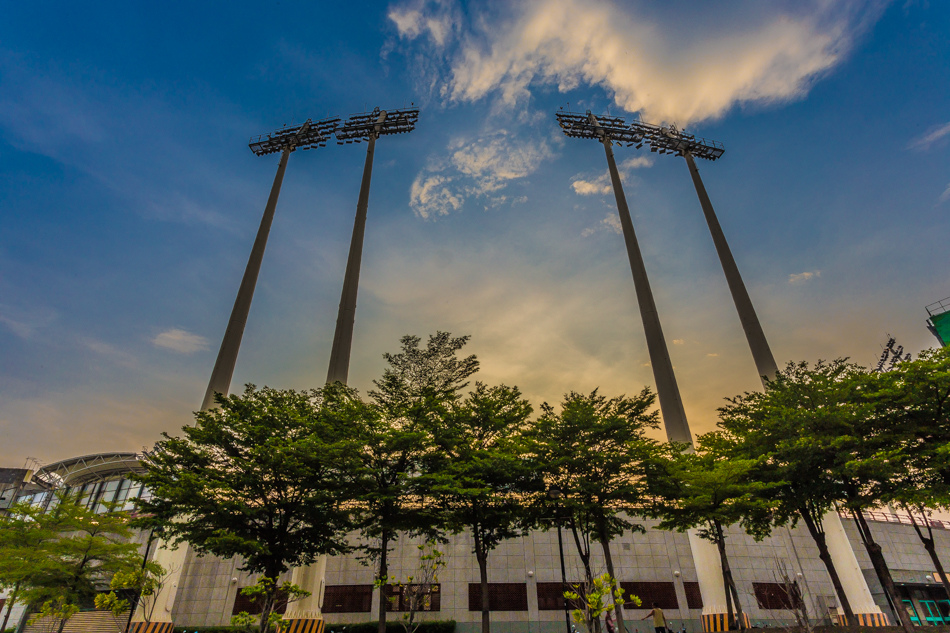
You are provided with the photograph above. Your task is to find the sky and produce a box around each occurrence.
[1,0,949,466]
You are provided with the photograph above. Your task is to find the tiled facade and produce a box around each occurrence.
[165,514,950,633]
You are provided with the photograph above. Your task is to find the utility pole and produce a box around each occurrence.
[326,106,420,384]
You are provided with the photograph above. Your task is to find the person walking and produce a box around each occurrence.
[641,603,667,633]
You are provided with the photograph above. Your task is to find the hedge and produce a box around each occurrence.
[173,621,455,633]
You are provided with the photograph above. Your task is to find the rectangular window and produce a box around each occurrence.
[753,582,801,610]
[683,582,703,609]
[114,479,133,505]
[620,582,678,609]
[322,585,373,614]
[468,583,528,612]
[537,582,579,611]
[384,584,441,612]
[96,479,121,513]
[231,587,289,615]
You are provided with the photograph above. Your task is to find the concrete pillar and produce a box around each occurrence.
[202,146,293,410]
[823,510,888,626]
[596,121,690,445]
[683,153,777,386]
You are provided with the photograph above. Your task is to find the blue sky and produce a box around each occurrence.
[2,0,949,464]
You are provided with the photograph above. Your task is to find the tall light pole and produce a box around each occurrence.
[201,117,340,410]
[131,117,339,633]
[556,109,736,633]
[556,110,691,446]
[639,122,777,385]
[285,106,419,633]
[326,106,419,384]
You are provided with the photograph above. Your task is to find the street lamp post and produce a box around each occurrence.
[549,486,572,633]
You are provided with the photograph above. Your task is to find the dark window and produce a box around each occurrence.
[753,582,801,610]
[468,583,528,611]
[322,585,374,614]
[232,587,289,615]
[384,584,441,612]
[620,582,678,609]
[538,582,582,611]
[684,582,703,609]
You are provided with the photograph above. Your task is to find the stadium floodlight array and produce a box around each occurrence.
[555,108,724,160]
[335,106,420,144]
[248,116,341,156]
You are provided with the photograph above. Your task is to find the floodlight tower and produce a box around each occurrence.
[556,109,691,446]
[325,106,419,384]
[285,106,419,633]
[637,121,778,385]
[201,117,340,411]
[130,118,339,633]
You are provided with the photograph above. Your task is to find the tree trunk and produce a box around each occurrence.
[713,521,745,631]
[260,577,278,633]
[799,509,857,630]
[597,521,627,633]
[377,528,391,633]
[906,504,950,601]
[475,530,491,633]
[851,510,914,633]
[724,567,736,631]
[570,518,595,587]
[1,582,19,633]
[569,518,600,633]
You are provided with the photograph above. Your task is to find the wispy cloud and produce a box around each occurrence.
[389,0,886,124]
[151,328,210,354]
[939,183,950,204]
[410,129,555,218]
[572,156,653,196]
[0,303,57,339]
[908,121,950,151]
[788,270,821,284]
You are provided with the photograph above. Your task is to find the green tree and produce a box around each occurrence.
[94,554,177,627]
[428,382,534,633]
[869,346,950,600]
[16,493,141,633]
[527,389,660,633]
[134,385,354,633]
[716,360,863,629]
[564,573,631,633]
[351,332,479,633]
[646,439,771,633]
[0,498,60,632]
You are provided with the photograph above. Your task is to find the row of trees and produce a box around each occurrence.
[4,333,948,633]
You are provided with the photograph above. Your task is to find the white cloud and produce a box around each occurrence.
[939,183,950,204]
[602,213,622,235]
[388,0,460,47]
[673,339,685,345]
[151,328,209,354]
[410,173,463,219]
[788,270,821,284]
[410,130,555,217]
[572,156,653,196]
[908,122,950,151]
[389,0,886,124]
